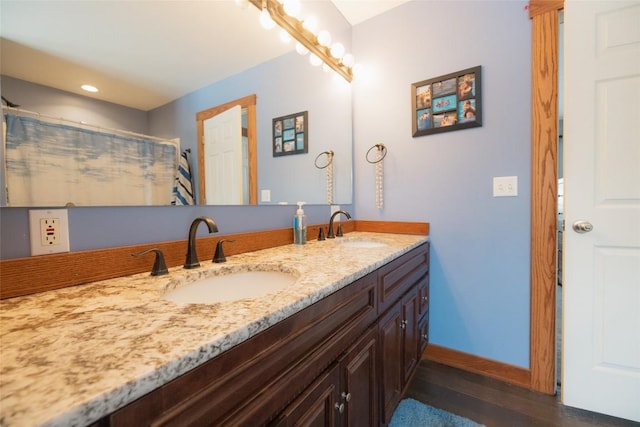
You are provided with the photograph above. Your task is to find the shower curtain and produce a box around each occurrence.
[4,113,179,207]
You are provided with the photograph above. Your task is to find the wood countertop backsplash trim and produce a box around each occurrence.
[0,220,428,299]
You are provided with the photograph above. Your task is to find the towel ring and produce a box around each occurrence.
[315,150,334,169]
[366,144,387,164]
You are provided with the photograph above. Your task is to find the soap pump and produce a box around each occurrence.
[293,202,307,245]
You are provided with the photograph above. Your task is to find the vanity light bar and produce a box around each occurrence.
[248,0,353,82]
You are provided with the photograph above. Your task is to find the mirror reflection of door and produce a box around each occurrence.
[203,106,244,204]
[196,94,257,205]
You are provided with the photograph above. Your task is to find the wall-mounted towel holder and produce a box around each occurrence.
[366,144,386,209]
[315,150,334,204]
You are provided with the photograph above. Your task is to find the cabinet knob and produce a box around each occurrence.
[422,333,428,340]
[400,319,407,329]
[422,296,428,302]
[335,403,345,413]
[341,391,351,402]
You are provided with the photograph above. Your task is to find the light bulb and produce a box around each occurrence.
[81,84,98,93]
[279,29,292,43]
[302,16,318,34]
[330,42,345,59]
[234,0,250,9]
[309,53,322,67]
[259,9,275,30]
[317,30,331,47]
[342,53,355,67]
[283,0,301,18]
[295,42,309,55]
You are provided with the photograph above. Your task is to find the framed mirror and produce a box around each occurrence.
[0,0,353,207]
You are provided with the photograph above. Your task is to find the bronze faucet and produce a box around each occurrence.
[184,216,218,269]
[327,210,351,238]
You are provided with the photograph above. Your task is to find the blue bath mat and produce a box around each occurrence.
[389,398,484,427]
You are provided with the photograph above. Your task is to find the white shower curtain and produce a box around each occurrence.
[4,113,179,207]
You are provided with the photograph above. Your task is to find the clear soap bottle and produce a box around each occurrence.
[293,202,307,245]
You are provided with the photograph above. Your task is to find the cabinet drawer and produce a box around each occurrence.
[378,243,429,315]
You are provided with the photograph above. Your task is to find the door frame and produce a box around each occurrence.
[196,94,258,205]
[529,0,564,394]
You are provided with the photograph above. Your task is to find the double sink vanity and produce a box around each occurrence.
[0,227,430,426]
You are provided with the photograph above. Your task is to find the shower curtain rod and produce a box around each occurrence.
[2,105,174,144]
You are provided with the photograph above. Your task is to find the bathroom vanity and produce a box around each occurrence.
[0,231,429,426]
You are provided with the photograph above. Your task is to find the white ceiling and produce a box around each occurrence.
[0,1,408,111]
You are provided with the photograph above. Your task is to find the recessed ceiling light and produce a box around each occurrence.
[81,84,98,93]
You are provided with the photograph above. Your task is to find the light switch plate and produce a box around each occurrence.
[493,176,518,197]
[29,209,70,256]
[261,189,271,202]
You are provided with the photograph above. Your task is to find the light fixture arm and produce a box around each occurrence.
[249,0,352,82]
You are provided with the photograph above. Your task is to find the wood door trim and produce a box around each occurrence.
[196,94,257,205]
[529,0,563,394]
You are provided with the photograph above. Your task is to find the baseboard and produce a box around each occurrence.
[423,344,531,389]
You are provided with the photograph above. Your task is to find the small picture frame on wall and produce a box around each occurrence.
[273,111,308,157]
[411,66,482,137]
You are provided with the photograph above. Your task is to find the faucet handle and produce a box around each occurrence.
[318,227,326,241]
[336,224,344,237]
[132,248,169,276]
[213,239,235,263]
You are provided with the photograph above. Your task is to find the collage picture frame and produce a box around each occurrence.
[411,66,482,137]
[272,111,308,157]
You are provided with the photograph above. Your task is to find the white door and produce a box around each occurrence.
[562,0,640,421]
[203,105,243,204]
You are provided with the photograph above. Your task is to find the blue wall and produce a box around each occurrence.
[1,0,533,369]
[352,1,532,368]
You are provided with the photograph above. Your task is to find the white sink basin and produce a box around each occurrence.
[164,267,298,304]
[339,238,389,248]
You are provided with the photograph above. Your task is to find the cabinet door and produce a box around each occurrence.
[417,274,429,317]
[418,314,429,355]
[270,363,341,427]
[401,288,420,386]
[341,327,378,427]
[378,303,403,425]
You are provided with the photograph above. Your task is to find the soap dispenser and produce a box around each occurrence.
[293,202,307,245]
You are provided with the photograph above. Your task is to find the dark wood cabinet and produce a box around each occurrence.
[270,363,342,427]
[272,327,378,427]
[340,327,378,427]
[107,242,429,427]
[378,299,403,425]
[378,244,430,426]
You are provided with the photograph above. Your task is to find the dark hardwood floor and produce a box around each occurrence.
[405,360,638,427]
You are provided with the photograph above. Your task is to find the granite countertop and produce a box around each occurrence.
[0,232,428,427]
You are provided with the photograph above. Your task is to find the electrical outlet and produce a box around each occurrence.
[493,176,518,197]
[40,218,60,246]
[29,209,70,256]
[261,189,271,202]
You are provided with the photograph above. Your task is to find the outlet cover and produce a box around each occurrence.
[493,176,518,197]
[29,209,70,256]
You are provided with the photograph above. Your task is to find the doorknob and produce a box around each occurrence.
[572,220,593,233]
